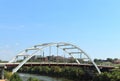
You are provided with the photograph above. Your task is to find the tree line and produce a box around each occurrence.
[4,66,120,81]
[93,69,120,81]
[18,66,120,81]
[18,66,98,81]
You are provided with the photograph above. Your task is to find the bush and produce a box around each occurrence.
[93,69,120,81]
[4,71,12,79]
[10,73,22,81]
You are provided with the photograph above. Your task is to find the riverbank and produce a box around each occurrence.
[18,66,93,81]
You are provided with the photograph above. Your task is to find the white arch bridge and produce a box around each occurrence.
[7,42,109,74]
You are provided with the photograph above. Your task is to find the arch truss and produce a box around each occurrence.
[9,42,101,74]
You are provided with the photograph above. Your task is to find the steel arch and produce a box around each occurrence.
[9,42,101,74]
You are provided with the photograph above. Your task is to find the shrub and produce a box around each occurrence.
[10,73,22,81]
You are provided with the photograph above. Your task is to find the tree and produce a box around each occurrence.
[106,58,113,62]
[10,73,22,81]
[93,72,111,81]
[4,71,12,80]
[93,69,120,81]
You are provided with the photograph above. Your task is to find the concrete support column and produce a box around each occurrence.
[1,68,4,79]
[0,65,5,80]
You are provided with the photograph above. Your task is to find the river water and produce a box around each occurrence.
[19,73,73,81]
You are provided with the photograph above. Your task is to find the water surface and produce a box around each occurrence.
[19,73,73,81]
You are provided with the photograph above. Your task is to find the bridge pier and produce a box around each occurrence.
[0,65,5,80]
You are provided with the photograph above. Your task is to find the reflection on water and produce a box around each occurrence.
[19,73,73,81]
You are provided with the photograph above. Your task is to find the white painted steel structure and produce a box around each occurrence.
[9,42,101,74]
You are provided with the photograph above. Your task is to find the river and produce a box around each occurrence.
[19,73,73,81]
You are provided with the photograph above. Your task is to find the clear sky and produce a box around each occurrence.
[0,0,120,61]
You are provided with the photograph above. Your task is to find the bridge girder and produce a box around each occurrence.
[9,42,101,74]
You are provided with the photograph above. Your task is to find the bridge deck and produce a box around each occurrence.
[0,62,115,69]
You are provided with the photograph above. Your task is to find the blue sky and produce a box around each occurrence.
[0,0,120,60]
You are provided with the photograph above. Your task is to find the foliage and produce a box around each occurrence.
[19,66,91,81]
[19,65,120,81]
[93,72,111,81]
[4,71,12,80]
[4,71,41,81]
[94,58,120,64]
[93,69,120,81]
[9,73,22,81]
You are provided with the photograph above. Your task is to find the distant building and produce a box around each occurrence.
[114,59,120,64]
